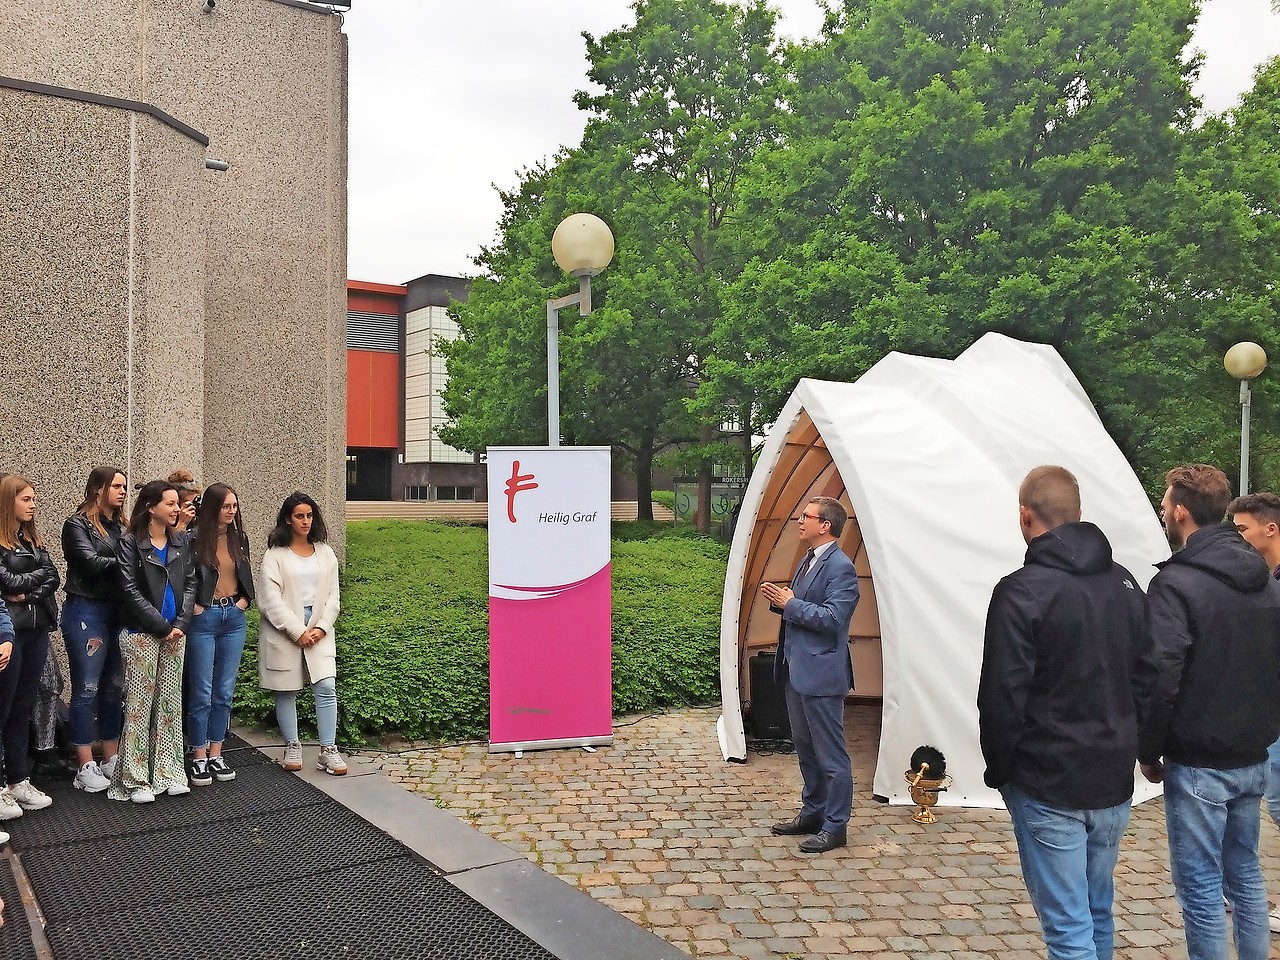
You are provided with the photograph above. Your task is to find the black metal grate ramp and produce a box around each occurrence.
[46,855,559,960]
[22,803,406,923]
[12,740,560,960]
[8,758,328,850]
[0,855,37,960]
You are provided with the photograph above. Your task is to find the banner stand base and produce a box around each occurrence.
[489,734,614,755]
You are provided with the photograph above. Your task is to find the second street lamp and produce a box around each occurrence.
[1224,340,1268,495]
[545,214,615,447]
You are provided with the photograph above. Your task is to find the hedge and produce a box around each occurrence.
[232,520,728,743]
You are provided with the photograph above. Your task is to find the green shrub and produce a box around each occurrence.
[233,520,727,743]
[651,490,676,510]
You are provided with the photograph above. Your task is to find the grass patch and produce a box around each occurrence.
[233,520,727,743]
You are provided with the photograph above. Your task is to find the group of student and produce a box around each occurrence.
[978,464,1280,960]
[0,466,346,846]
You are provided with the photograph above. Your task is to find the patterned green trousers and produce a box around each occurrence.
[107,631,186,800]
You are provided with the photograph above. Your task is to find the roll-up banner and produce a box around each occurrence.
[487,446,613,752]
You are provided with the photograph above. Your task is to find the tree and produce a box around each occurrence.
[442,0,783,525]
[703,0,1264,489]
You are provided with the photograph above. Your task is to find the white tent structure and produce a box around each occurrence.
[717,334,1169,808]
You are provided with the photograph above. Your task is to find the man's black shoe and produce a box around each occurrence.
[798,829,847,854]
[770,814,822,837]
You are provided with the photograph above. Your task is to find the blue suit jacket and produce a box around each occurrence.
[773,544,860,696]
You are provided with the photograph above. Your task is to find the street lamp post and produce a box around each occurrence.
[1224,341,1269,494]
[547,213,614,447]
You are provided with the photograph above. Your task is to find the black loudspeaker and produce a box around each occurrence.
[749,653,791,740]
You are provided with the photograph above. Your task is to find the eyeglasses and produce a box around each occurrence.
[795,511,825,522]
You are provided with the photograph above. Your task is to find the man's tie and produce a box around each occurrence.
[794,549,815,586]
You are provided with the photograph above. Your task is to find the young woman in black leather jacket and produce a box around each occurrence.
[0,474,60,818]
[107,480,196,803]
[60,466,129,792]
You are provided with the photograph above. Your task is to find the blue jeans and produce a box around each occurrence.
[273,604,338,746]
[62,594,124,746]
[1164,761,1269,960]
[1264,736,1280,830]
[1001,784,1131,960]
[183,604,247,749]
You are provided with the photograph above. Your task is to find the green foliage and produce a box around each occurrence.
[441,0,784,515]
[444,1,1280,509]
[233,520,727,743]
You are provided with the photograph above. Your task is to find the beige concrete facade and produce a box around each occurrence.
[0,0,347,555]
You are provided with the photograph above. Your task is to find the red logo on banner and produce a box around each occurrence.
[504,460,539,523]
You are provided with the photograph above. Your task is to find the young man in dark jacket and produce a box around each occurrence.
[1228,491,1280,934]
[1136,465,1280,960]
[978,465,1147,960]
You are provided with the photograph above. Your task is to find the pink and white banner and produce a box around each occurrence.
[487,446,613,752]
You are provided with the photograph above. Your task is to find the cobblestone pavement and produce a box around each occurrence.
[372,703,1280,960]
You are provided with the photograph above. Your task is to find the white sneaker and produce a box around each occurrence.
[0,789,22,821]
[129,787,155,804]
[100,754,119,780]
[9,779,51,811]
[1269,907,1280,935]
[316,745,347,776]
[0,829,8,845]
[282,740,303,771]
[73,760,111,793]
[166,781,191,796]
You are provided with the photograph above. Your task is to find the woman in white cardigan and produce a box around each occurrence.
[257,492,345,775]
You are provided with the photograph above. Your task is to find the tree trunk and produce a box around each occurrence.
[696,422,714,536]
[635,430,654,522]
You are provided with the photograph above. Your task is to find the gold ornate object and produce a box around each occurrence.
[904,763,953,824]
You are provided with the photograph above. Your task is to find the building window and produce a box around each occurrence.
[404,485,430,501]
[435,486,475,501]
[346,455,358,486]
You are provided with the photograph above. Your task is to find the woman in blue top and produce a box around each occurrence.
[108,480,196,803]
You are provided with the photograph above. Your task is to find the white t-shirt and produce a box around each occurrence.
[290,550,321,609]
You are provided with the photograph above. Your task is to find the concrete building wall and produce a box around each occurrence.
[191,1,348,553]
[0,0,346,555]
[0,87,205,548]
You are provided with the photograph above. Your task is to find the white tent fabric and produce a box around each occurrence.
[717,333,1169,808]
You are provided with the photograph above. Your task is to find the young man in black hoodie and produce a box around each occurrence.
[1136,465,1280,960]
[978,465,1148,960]
[1228,491,1280,934]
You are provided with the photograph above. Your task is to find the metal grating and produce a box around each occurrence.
[347,310,399,352]
[46,856,558,960]
[23,803,406,924]
[11,736,560,960]
[7,756,327,851]
[0,856,37,960]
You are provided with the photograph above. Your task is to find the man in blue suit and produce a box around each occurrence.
[760,496,861,853]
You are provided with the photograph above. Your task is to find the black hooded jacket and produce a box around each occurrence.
[1135,522,1280,769]
[978,521,1148,809]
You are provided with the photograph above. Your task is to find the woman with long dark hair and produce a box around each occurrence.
[258,492,345,775]
[184,483,254,786]
[108,480,196,803]
[61,466,129,792]
[0,475,60,817]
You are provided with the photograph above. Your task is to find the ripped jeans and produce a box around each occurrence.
[62,594,125,746]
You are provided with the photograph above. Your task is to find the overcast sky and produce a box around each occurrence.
[345,0,1280,285]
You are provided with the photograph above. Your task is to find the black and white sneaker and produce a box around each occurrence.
[207,756,236,782]
[188,758,213,787]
